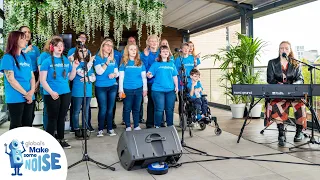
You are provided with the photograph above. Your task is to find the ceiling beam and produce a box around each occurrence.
[206,0,252,10]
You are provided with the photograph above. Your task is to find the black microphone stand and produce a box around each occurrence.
[179,53,207,154]
[289,57,320,151]
[68,43,116,171]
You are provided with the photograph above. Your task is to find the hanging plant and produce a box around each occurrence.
[4,0,165,48]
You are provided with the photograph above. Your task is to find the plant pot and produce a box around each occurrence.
[90,97,98,108]
[246,103,262,118]
[33,111,43,126]
[230,103,246,118]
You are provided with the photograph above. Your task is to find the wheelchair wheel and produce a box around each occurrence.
[180,114,188,131]
[199,121,206,130]
[215,127,222,136]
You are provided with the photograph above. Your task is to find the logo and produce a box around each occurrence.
[0,127,68,180]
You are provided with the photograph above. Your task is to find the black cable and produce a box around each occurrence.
[96,161,120,169]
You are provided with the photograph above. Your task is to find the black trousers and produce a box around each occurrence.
[146,83,154,128]
[69,81,74,130]
[45,93,71,140]
[8,101,35,130]
[32,71,39,121]
[178,91,183,116]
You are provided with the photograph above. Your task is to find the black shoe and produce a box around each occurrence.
[161,123,166,127]
[87,126,95,132]
[294,124,304,142]
[59,140,71,149]
[121,121,125,125]
[112,122,117,129]
[75,129,82,138]
[69,129,75,134]
[277,124,286,147]
[139,119,145,123]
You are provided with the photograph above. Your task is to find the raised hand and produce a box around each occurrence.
[25,45,33,53]
[68,53,75,62]
[90,55,95,62]
[146,72,153,78]
[80,77,89,82]
[143,90,147,97]
[73,60,80,68]
[108,73,115,79]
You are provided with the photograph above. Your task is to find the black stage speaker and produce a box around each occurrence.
[117,126,182,171]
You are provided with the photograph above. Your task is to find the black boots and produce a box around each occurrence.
[277,124,286,147]
[294,124,304,142]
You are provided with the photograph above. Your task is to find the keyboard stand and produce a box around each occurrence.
[237,96,263,143]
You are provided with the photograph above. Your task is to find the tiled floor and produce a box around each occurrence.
[0,102,319,180]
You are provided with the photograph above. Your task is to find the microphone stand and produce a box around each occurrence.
[179,53,207,154]
[68,43,116,171]
[289,57,320,151]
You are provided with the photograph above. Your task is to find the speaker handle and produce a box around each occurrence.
[145,134,166,143]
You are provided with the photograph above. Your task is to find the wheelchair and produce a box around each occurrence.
[180,91,222,137]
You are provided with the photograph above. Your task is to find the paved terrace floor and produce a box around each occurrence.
[1,102,320,180]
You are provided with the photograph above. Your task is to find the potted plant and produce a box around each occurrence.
[33,93,43,126]
[204,33,265,118]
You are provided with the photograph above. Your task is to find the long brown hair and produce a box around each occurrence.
[157,45,171,62]
[121,44,142,66]
[279,41,299,68]
[43,35,63,52]
[5,31,27,70]
[50,37,66,79]
[74,45,90,62]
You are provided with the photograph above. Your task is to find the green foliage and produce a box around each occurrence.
[204,33,266,104]
[4,0,165,47]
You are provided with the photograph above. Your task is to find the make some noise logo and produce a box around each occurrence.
[0,127,68,180]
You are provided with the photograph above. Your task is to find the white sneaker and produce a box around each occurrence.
[134,126,141,130]
[108,130,116,136]
[97,130,104,137]
[126,127,132,131]
[155,126,160,128]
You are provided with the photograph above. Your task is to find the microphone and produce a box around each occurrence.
[282,52,291,64]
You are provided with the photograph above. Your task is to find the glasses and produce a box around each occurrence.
[79,50,87,53]
[104,44,113,47]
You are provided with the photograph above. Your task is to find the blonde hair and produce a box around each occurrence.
[43,35,63,52]
[99,38,114,61]
[146,34,159,48]
[160,39,172,56]
[121,44,142,67]
[187,41,196,57]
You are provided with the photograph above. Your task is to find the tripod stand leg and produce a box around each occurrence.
[237,97,255,143]
[88,157,116,171]
[68,159,84,169]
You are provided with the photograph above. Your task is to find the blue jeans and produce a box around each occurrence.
[152,90,176,127]
[72,97,91,130]
[123,87,143,128]
[95,85,117,131]
[40,87,48,130]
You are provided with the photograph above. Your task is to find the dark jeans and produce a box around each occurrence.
[32,71,39,121]
[178,91,183,116]
[72,97,91,130]
[69,81,74,130]
[146,83,154,128]
[152,91,176,127]
[190,97,208,115]
[95,85,117,131]
[45,93,71,140]
[123,87,143,128]
[8,101,35,130]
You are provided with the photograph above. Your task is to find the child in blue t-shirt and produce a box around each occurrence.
[187,69,208,120]
[119,44,147,131]
[147,45,178,128]
[71,46,96,138]
[40,37,78,149]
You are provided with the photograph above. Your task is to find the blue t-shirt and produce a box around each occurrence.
[93,55,118,87]
[0,54,35,103]
[187,80,203,98]
[140,50,160,83]
[119,60,146,90]
[148,61,178,92]
[114,50,122,67]
[175,55,201,90]
[72,61,94,97]
[23,45,40,72]
[40,56,72,95]
[67,47,91,57]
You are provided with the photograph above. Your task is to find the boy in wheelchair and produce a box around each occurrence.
[187,69,210,124]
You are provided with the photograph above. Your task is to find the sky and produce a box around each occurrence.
[254,0,320,66]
